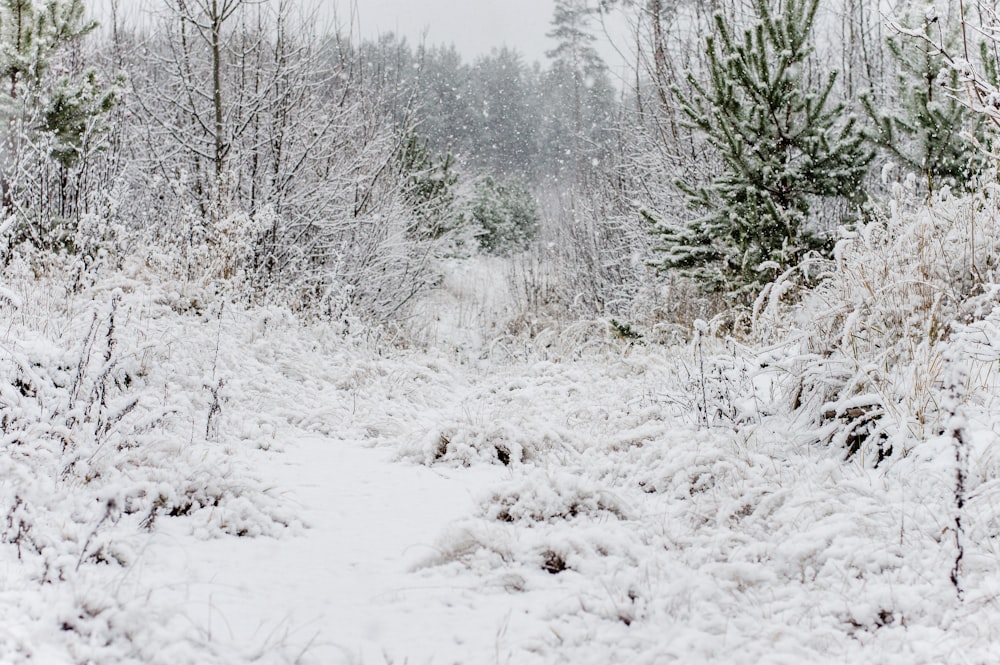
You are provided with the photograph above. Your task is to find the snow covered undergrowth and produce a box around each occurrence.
[3,252,1000,663]
[396,350,1000,664]
[0,265,301,663]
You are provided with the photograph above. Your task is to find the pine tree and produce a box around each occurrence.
[398,132,460,241]
[0,0,96,97]
[0,0,112,226]
[545,0,615,183]
[547,0,605,80]
[862,3,987,196]
[654,0,872,298]
[469,175,540,256]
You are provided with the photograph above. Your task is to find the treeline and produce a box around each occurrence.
[362,37,617,184]
[0,0,623,322]
[3,0,1000,328]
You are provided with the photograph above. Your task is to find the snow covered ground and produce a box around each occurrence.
[4,257,1000,663]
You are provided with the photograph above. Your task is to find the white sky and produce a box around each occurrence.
[347,0,559,66]
[336,0,632,75]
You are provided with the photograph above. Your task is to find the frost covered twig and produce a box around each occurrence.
[75,498,119,572]
[693,319,709,429]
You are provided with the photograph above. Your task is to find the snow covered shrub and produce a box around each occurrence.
[416,469,642,590]
[504,178,664,332]
[482,472,632,524]
[253,121,464,321]
[112,9,452,325]
[0,294,142,577]
[755,184,1000,464]
[407,420,531,467]
[685,328,770,429]
[134,199,269,292]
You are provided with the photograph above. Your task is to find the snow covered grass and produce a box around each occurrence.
[380,339,1000,664]
[394,351,1000,664]
[755,187,1000,464]
[5,192,1000,662]
[0,261,303,662]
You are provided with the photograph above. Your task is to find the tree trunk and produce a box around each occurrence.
[212,0,225,183]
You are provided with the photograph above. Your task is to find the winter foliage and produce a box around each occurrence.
[6,0,1000,662]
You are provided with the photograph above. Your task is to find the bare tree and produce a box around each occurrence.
[115,1,452,320]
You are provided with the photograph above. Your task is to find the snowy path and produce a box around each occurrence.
[146,434,508,664]
[134,325,1000,664]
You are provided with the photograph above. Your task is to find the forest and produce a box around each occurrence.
[4,0,1000,662]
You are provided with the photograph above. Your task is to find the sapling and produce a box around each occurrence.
[693,318,709,429]
[939,348,970,600]
[659,0,871,299]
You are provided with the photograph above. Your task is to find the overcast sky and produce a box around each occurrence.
[350,0,558,65]
[91,0,630,73]
[342,0,632,74]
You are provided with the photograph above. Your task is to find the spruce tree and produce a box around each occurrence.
[654,0,872,298]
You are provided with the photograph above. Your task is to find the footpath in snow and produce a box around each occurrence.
[148,438,504,663]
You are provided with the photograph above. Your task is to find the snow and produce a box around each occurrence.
[144,438,501,664]
[4,247,1000,663]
